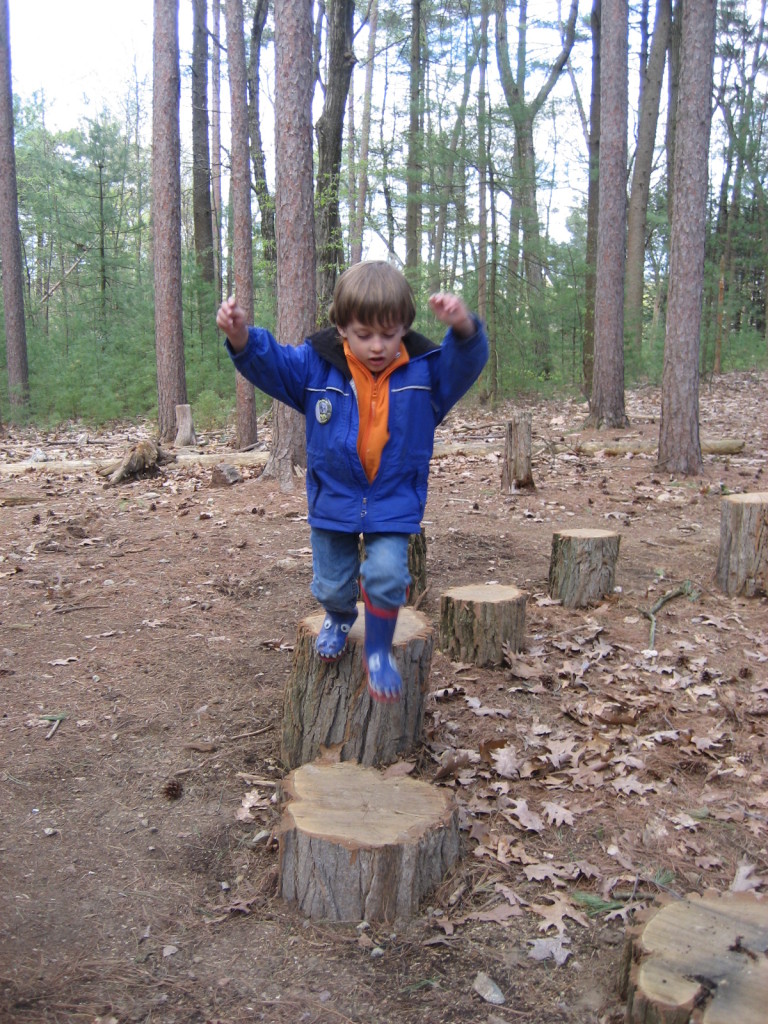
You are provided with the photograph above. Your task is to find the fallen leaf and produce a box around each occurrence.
[528,935,571,965]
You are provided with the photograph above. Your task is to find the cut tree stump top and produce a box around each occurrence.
[621,890,768,1024]
[554,527,618,539]
[281,760,454,848]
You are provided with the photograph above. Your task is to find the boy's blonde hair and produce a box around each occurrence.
[329,261,416,330]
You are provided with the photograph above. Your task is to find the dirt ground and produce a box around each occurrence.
[1,371,766,1024]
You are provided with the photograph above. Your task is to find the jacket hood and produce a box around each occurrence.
[308,325,439,379]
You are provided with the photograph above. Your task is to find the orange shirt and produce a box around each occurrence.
[343,340,410,482]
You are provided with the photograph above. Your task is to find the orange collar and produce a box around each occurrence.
[343,341,409,481]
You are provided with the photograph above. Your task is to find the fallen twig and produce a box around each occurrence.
[640,581,698,649]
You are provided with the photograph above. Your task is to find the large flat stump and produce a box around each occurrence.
[278,761,460,923]
[439,583,527,666]
[715,492,768,596]
[619,891,768,1024]
[281,604,433,769]
[548,528,620,607]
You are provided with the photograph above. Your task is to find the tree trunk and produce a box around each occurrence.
[665,0,683,225]
[210,0,223,303]
[405,0,422,277]
[153,0,188,442]
[315,0,356,319]
[248,0,276,268]
[225,0,259,450]
[588,0,628,430]
[583,0,600,398]
[494,0,578,379]
[658,0,716,475]
[192,0,215,284]
[350,0,378,266]
[625,0,670,353]
[477,1,489,336]
[264,0,315,490]
[0,0,29,412]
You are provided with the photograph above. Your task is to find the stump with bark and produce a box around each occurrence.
[619,890,768,1024]
[278,760,460,923]
[548,528,620,607]
[439,583,527,667]
[281,605,433,769]
[501,410,535,491]
[715,492,768,597]
[174,404,197,446]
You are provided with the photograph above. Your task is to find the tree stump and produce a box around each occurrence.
[548,528,620,607]
[278,760,460,923]
[439,583,527,667]
[501,410,535,491]
[618,890,768,1024]
[715,492,768,597]
[281,605,433,769]
[174,403,197,446]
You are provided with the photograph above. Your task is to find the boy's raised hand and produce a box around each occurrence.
[428,292,476,339]
[216,296,249,352]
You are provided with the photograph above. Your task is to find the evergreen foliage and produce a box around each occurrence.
[2,3,767,428]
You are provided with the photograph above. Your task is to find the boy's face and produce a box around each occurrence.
[339,319,407,374]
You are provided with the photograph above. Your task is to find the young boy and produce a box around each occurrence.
[216,261,488,702]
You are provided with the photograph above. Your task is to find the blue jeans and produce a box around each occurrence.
[310,528,411,613]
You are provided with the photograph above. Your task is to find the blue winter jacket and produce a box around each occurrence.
[226,320,489,534]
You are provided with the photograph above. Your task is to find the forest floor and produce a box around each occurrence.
[0,370,767,1024]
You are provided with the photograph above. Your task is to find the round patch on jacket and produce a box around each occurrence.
[315,397,333,424]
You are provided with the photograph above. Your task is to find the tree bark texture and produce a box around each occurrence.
[548,529,620,607]
[625,0,671,353]
[658,0,716,475]
[248,0,276,267]
[153,0,188,442]
[265,0,316,489]
[589,0,628,429]
[494,0,578,377]
[315,0,356,318]
[192,0,215,284]
[0,0,29,411]
[350,0,378,266]
[278,761,460,923]
[224,0,259,450]
[405,0,422,275]
[715,492,768,597]
[582,0,600,397]
[281,606,433,769]
[500,410,534,491]
[210,0,223,302]
[618,891,768,1024]
[439,584,527,667]
[174,404,197,446]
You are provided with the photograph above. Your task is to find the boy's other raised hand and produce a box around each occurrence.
[428,292,475,339]
[216,296,249,352]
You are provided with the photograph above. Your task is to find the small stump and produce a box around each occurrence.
[439,583,527,667]
[715,492,768,596]
[278,760,460,923]
[281,604,433,769]
[619,890,768,1024]
[501,410,535,491]
[174,403,197,446]
[548,528,620,607]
